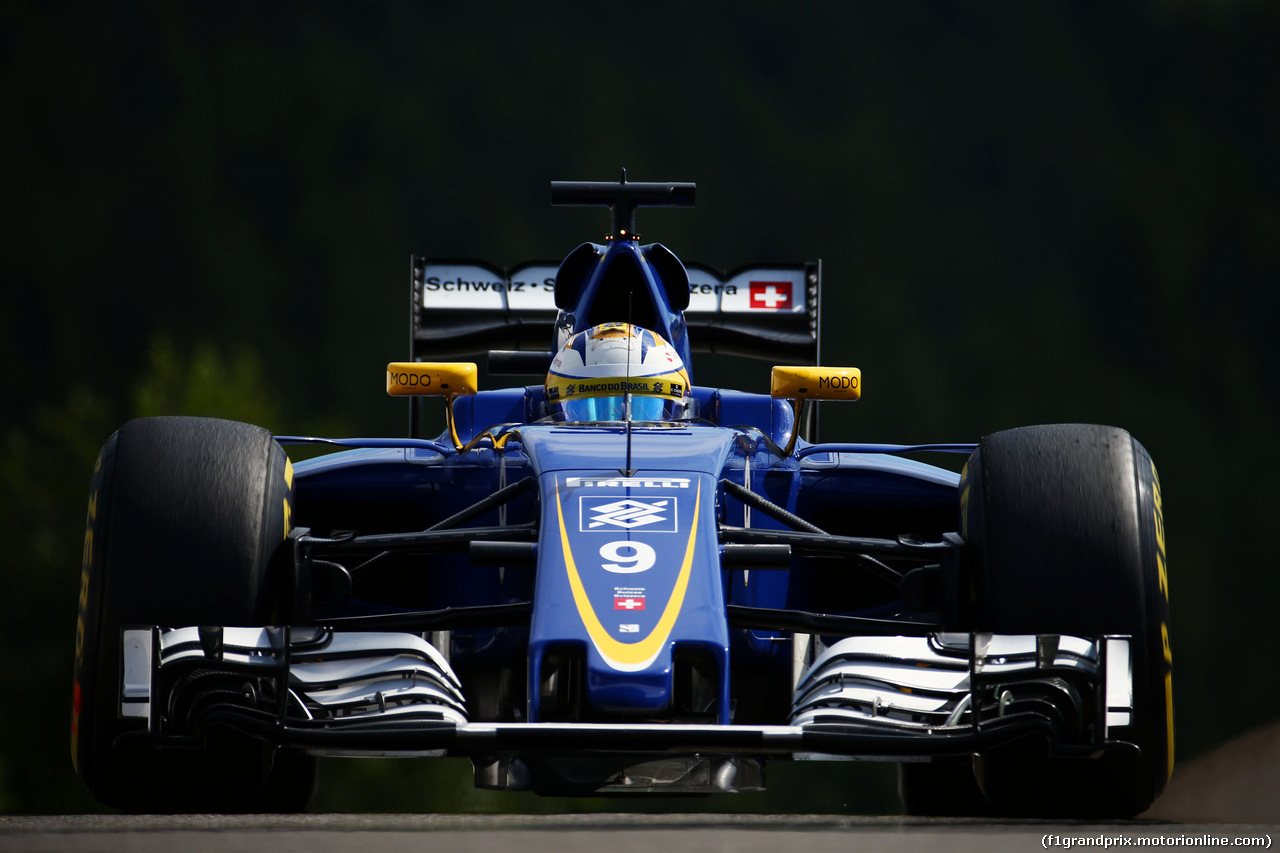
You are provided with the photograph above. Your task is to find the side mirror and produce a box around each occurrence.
[770,365,860,401]
[386,362,478,397]
[770,366,861,455]
[387,362,477,451]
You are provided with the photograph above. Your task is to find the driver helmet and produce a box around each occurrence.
[545,323,691,422]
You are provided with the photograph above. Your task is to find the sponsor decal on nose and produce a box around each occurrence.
[580,497,676,531]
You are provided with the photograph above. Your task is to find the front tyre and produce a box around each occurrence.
[962,424,1172,818]
[71,417,311,812]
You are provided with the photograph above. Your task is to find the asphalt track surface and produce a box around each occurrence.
[13,721,1277,852]
[4,814,1278,853]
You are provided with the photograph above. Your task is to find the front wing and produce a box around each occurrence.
[122,625,1138,793]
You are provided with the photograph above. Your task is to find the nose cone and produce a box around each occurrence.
[526,461,729,722]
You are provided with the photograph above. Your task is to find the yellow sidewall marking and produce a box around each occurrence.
[283,457,294,538]
[1152,459,1173,778]
[1165,670,1175,780]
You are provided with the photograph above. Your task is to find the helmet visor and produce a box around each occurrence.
[555,394,687,423]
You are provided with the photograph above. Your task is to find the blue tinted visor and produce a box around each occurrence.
[555,395,686,423]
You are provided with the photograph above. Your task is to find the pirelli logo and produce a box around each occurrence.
[565,477,691,489]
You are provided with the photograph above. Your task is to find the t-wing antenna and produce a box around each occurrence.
[551,169,695,241]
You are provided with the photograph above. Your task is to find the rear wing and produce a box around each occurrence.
[410,257,821,368]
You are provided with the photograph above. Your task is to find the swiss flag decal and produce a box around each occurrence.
[749,281,792,310]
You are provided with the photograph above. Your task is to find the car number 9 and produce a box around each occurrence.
[600,541,655,574]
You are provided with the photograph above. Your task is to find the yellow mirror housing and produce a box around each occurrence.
[770,366,861,401]
[386,362,478,397]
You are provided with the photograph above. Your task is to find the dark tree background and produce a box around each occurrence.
[2,1,1276,813]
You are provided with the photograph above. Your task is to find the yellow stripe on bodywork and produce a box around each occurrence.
[556,480,700,672]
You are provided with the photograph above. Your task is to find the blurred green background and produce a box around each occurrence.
[2,1,1276,813]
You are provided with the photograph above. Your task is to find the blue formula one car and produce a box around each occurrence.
[71,176,1172,817]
